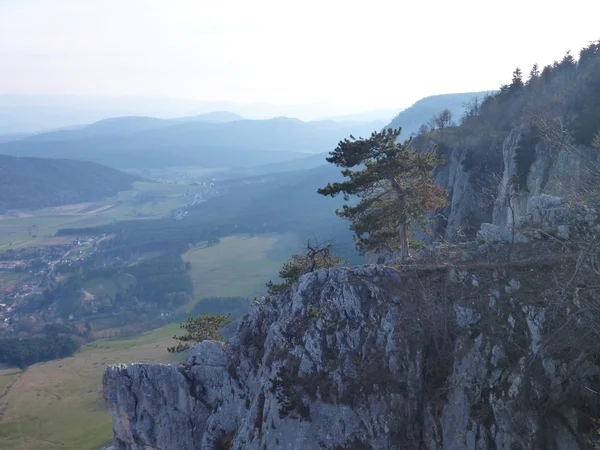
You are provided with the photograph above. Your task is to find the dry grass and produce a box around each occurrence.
[183,234,297,309]
[0,325,181,450]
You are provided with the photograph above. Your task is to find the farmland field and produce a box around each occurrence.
[0,324,182,450]
[182,233,299,307]
[0,181,204,250]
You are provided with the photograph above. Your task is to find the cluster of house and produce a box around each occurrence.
[0,303,72,334]
[0,283,48,333]
[1,283,39,301]
[0,239,102,334]
[0,303,14,329]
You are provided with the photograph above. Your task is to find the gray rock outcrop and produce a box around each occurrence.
[421,124,599,244]
[103,260,599,449]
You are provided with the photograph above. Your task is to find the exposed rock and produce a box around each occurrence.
[453,304,480,328]
[477,223,528,244]
[505,279,521,294]
[557,224,570,239]
[515,194,570,229]
[410,124,600,246]
[104,263,600,449]
[103,341,227,450]
[432,147,495,242]
[493,127,529,226]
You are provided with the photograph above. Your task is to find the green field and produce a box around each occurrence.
[0,325,182,450]
[183,233,299,307]
[0,181,200,250]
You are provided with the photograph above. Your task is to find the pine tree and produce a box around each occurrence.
[558,51,576,70]
[527,63,539,83]
[540,65,553,79]
[168,313,231,353]
[510,68,524,91]
[317,128,447,260]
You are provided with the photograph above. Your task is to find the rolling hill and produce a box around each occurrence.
[215,152,330,180]
[0,133,32,144]
[24,112,244,142]
[0,155,138,211]
[0,117,385,170]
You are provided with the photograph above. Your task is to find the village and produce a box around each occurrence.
[0,235,110,336]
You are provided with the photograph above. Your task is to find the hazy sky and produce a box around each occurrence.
[1,0,598,111]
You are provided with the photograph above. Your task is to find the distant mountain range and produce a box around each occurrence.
[0,116,385,170]
[0,133,32,144]
[0,155,138,211]
[0,95,386,133]
[0,91,493,181]
[23,112,245,142]
[0,95,246,133]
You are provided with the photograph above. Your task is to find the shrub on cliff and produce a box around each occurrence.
[266,240,347,295]
[168,313,232,353]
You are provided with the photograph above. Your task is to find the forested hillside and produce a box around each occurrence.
[0,155,138,210]
[387,91,490,135]
[410,39,600,240]
[57,164,360,262]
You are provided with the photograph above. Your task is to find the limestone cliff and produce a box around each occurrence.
[419,127,599,244]
[103,206,600,449]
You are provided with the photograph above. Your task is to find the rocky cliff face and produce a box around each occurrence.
[104,209,600,449]
[427,127,598,242]
[103,122,600,449]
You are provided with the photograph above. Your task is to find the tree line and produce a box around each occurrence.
[0,324,81,369]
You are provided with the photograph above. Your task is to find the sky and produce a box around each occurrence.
[1,0,599,115]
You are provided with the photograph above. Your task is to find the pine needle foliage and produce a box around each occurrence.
[317,128,448,259]
[168,313,232,353]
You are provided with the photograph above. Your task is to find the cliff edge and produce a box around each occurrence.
[103,204,600,448]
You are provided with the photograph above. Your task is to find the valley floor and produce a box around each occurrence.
[0,181,204,250]
[0,325,181,450]
[0,234,298,449]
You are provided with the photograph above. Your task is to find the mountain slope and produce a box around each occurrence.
[0,133,32,144]
[26,116,173,142]
[189,164,344,226]
[410,41,600,242]
[387,91,492,136]
[215,152,330,180]
[0,155,138,210]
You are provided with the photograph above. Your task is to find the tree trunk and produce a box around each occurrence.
[398,223,409,260]
[390,178,409,260]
